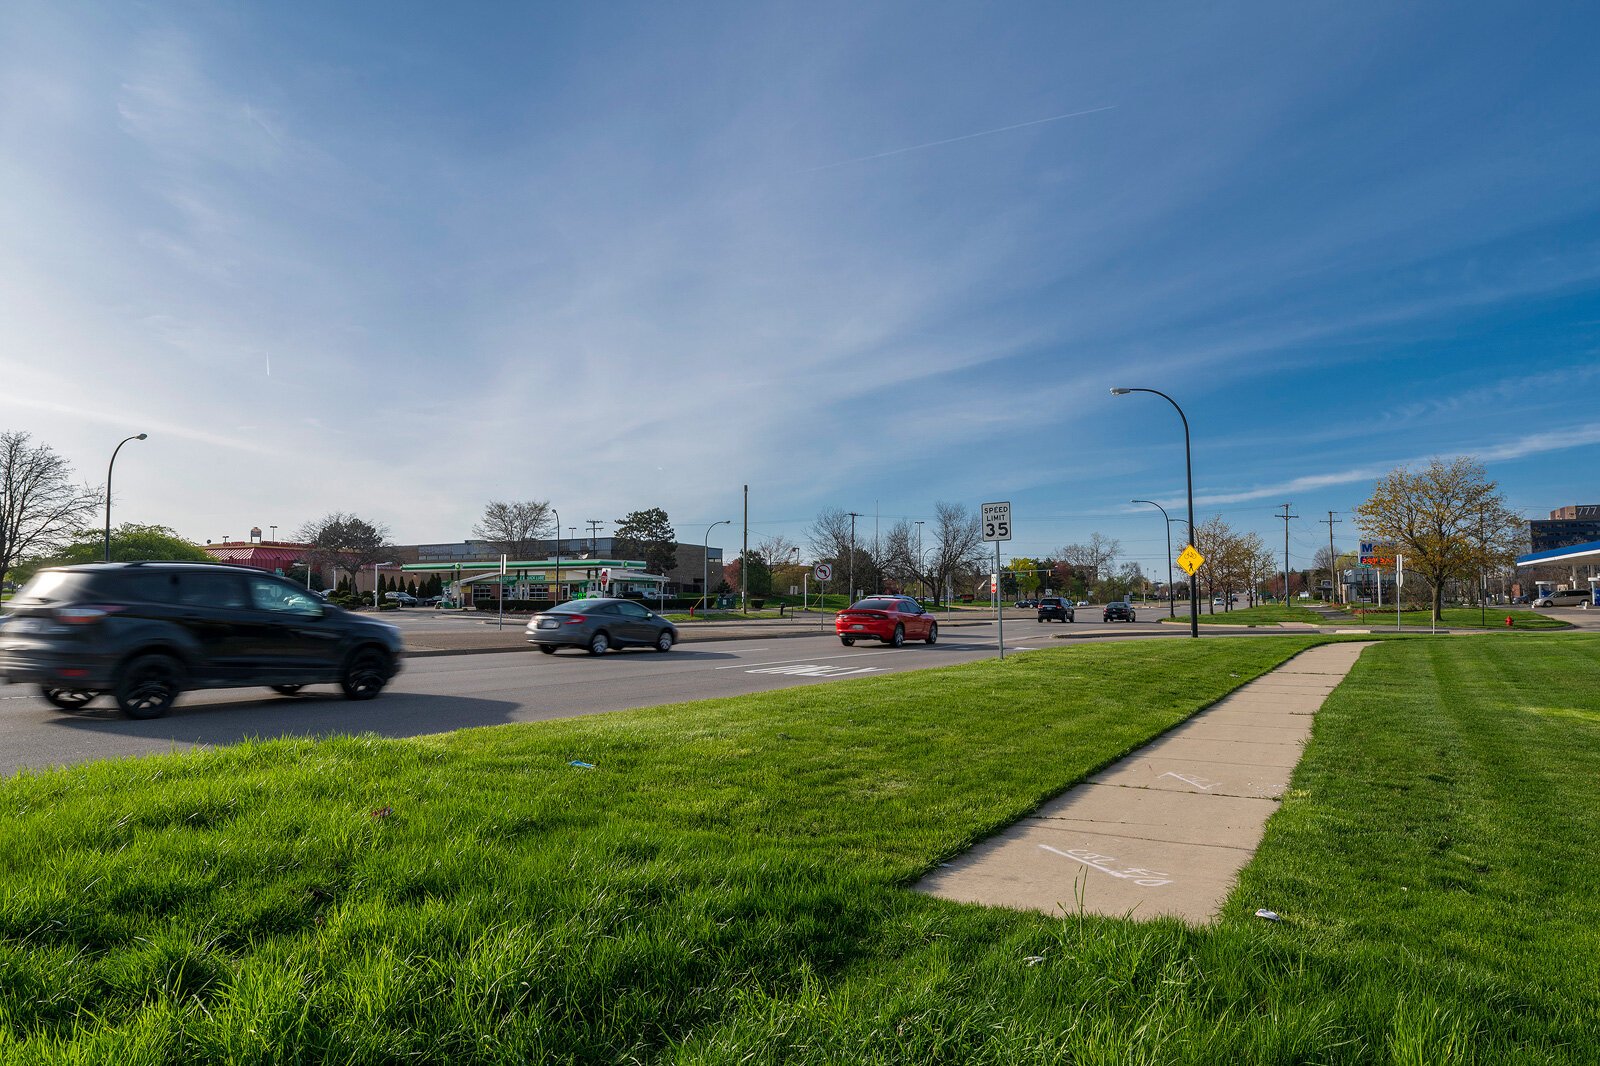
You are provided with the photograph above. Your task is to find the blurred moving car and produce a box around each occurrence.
[835,596,938,647]
[0,562,403,718]
[526,598,678,654]
[1037,596,1074,623]
[1103,601,1136,622]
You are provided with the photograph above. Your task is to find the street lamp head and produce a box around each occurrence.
[135,433,148,440]
[1110,387,1131,395]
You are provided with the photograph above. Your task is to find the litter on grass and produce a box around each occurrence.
[1254,908,1281,922]
[568,761,595,769]
[369,806,393,820]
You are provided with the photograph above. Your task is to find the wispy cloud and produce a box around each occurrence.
[806,105,1117,172]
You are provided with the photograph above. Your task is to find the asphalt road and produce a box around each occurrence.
[0,613,1172,777]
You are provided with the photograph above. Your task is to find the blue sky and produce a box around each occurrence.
[2,2,1597,575]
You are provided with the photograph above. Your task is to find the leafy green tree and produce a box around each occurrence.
[612,508,677,575]
[1355,456,1522,622]
[731,550,772,597]
[33,523,210,570]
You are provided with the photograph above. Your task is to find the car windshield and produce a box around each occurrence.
[849,598,901,611]
[547,600,596,613]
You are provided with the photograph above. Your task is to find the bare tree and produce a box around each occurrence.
[754,533,798,571]
[807,507,878,596]
[296,512,393,591]
[929,502,985,603]
[1057,533,1121,584]
[473,499,553,561]
[879,520,922,594]
[0,431,100,587]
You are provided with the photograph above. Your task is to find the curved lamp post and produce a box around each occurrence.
[104,433,148,562]
[1131,499,1177,618]
[551,507,562,603]
[703,519,731,612]
[1112,388,1198,638]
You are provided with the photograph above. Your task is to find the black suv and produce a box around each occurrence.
[1102,601,1136,623]
[0,563,404,718]
[1037,596,1075,622]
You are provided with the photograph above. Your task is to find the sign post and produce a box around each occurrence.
[981,502,1012,660]
[814,563,832,632]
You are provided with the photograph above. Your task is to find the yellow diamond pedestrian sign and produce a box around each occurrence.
[1176,544,1205,576]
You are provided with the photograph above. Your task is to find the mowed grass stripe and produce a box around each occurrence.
[2,635,1597,1062]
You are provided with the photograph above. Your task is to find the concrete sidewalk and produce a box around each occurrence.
[916,641,1374,924]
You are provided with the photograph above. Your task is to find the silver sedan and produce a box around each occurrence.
[525,598,679,655]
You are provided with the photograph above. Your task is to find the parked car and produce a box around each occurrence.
[1103,601,1137,622]
[384,591,419,606]
[836,596,938,647]
[1532,589,1593,607]
[0,562,403,718]
[526,597,678,654]
[1037,596,1075,623]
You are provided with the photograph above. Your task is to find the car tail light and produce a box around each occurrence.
[53,606,122,625]
[563,615,586,625]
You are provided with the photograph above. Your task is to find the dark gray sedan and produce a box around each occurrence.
[526,598,679,655]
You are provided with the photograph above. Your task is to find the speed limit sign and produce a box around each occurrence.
[981,501,1012,542]
[813,563,833,582]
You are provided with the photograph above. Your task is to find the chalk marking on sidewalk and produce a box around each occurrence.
[1158,771,1219,791]
[1039,844,1173,887]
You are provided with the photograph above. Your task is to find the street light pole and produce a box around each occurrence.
[372,561,394,609]
[1132,499,1176,618]
[551,507,562,604]
[104,433,148,562]
[703,519,730,612]
[1112,388,1198,638]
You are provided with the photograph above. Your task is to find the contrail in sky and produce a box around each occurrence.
[808,105,1116,172]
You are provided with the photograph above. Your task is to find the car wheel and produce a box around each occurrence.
[340,648,391,701]
[840,636,855,646]
[890,625,905,648]
[587,632,610,655]
[925,622,938,645]
[654,631,674,652]
[114,654,183,719]
[538,645,558,654]
[271,685,304,696]
[40,686,97,710]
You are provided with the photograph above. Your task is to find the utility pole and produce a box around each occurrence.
[847,511,863,603]
[1278,504,1298,604]
[741,484,749,613]
[1321,511,1340,604]
[914,520,924,600]
[586,520,602,555]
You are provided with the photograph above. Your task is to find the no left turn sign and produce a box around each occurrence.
[813,563,833,582]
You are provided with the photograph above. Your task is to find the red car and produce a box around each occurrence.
[835,596,938,647]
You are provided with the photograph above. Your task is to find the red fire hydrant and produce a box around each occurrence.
[1505,616,1514,628]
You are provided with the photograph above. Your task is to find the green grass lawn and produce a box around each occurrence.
[1347,607,1573,630]
[2,635,1597,1061]
[1163,603,1327,625]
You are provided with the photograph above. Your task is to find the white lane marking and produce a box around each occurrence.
[1039,844,1173,887]
[715,648,907,670]
[1158,771,1219,791]
[745,664,886,678]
